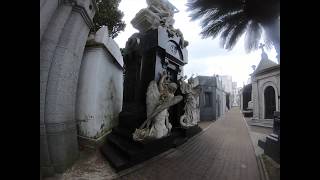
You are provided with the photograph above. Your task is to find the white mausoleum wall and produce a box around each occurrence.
[76,26,124,140]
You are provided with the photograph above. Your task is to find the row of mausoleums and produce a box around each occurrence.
[240,48,280,164]
[194,75,239,121]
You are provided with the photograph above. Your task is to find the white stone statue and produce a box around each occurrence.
[131,0,179,33]
[133,72,183,142]
[247,100,253,110]
[178,76,201,128]
[146,0,178,27]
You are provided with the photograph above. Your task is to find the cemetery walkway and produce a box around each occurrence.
[117,107,261,180]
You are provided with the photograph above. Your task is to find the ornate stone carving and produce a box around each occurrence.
[130,0,188,47]
[179,76,201,128]
[133,72,183,141]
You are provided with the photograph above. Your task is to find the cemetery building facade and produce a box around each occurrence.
[240,83,252,111]
[251,49,280,121]
[239,83,253,117]
[195,75,228,121]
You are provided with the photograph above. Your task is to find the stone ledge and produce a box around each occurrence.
[257,155,270,180]
[85,26,124,69]
[78,130,111,149]
[250,123,273,128]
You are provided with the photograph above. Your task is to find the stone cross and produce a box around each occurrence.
[259,43,265,52]
[259,43,268,59]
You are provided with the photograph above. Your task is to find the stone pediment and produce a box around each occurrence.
[253,58,278,75]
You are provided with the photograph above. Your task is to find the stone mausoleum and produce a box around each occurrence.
[250,45,280,126]
[240,83,253,117]
[100,0,202,172]
[194,75,228,121]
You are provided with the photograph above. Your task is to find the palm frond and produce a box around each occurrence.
[244,20,262,53]
[224,19,249,50]
[187,0,243,21]
[201,10,246,44]
[219,11,246,48]
[186,0,279,53]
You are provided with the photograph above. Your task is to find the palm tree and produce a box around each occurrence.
[187,0,280,62]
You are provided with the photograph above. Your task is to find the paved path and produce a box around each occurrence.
[117,107,261,180]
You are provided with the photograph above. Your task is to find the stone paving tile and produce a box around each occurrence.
[44,149,118,180]
[117,108,261,180]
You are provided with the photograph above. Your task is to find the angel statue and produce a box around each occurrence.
[178,75,201,128]
[133,72,183,142]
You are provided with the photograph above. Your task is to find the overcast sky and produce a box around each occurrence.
[114,0,278,87]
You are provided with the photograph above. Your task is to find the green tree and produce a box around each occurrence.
[93,0,126,39]
[187,0,279,61]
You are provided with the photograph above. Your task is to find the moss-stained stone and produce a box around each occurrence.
[262,154,280,180]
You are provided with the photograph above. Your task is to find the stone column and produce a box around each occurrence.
[40,2,74,177]
[251,80,259,120]
[40,0,59,41]
[40,0,97,176]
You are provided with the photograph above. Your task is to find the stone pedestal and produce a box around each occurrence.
[181,125,202,138]
[258,111,280,164]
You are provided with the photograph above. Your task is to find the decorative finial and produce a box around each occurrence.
[251,65,256,71]
[259,43,265,52]
[259,43,268,59]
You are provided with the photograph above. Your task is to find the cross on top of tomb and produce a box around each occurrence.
[259,43,265,52]
[259,43,268,60]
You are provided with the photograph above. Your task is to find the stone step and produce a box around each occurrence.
[118,111,146,130]
[266,134,279,142]
[269,133,279,139]
[173,137,188,147]
[250,123,273,128]
[112,126,134,140]
[100,142,129,171]
[106,133,141,160]
[249,120,273,125]
[250,119,274,123]
[101,127,202,172]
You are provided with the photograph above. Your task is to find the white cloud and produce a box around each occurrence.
[114,0,278,87]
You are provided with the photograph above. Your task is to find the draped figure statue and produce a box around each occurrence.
[179,76,201,128]
[133,72,183,141]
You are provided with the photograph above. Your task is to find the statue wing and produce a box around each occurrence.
[179,81,188,94]
[146,80,160,118]
[192,85,201,97]
[147,95,183,122]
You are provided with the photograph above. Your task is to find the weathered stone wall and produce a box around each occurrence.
[76,26,124,146]
[240,89,243,111]
[222,91,226,114]
[196,76,227,121]
[252,80,259,119]
[40,0,97,177]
